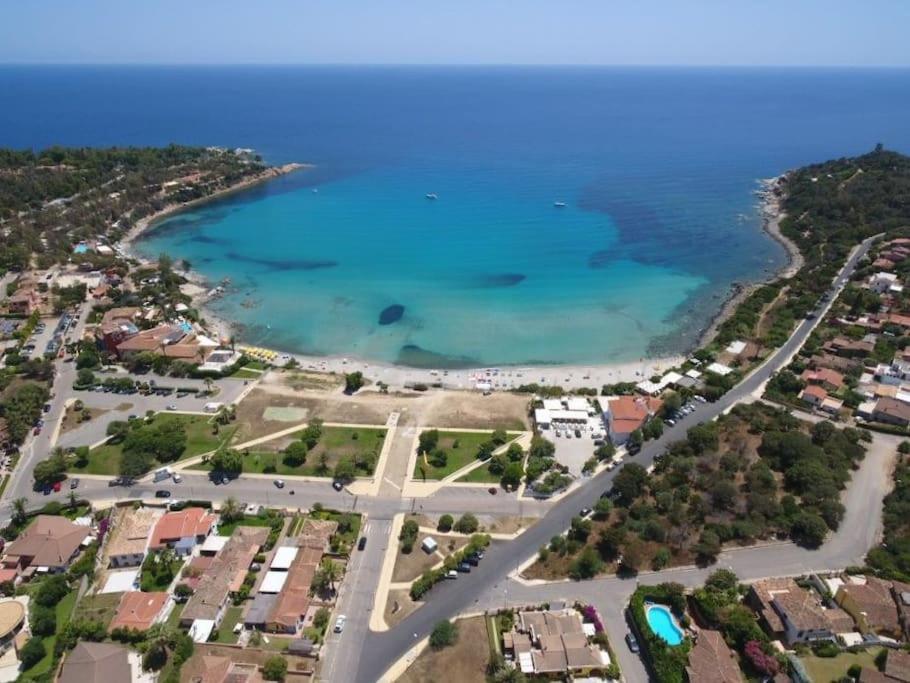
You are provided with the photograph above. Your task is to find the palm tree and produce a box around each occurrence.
[313,558,341,594]
[203,377,214,394]
[228,335,236,352]
[67,491,78,509]
[221,496,241,523]
[11,498,27,526]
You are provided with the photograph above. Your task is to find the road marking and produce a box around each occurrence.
[383,477,401,491]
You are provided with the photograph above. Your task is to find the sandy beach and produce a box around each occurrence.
[117,164,801,392]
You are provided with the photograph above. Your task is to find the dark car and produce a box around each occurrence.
[332,480,343,491]
[625,632,640,653]
[456,563,471,573]
[69,478,79,489]
[357,537,367,551]
[464,555,479,566]
[155,490,172,498]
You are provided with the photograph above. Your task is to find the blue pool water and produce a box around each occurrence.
[2,66,909,366]
[646,604,684,646]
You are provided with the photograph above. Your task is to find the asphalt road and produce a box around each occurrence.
[350,235,879,683]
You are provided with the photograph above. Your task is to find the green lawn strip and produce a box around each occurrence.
[215,606,244,643]
[310,509,362,548]
[413,431,519,480]
[68,413,237,475]
[455,461,502,484]
[800,649,882,682]
[165,602,185,630]
[26,589,78,676]
[77,591,123,630]
[229,368,262,380]
[192,426,386,478]
[216,514,278,537]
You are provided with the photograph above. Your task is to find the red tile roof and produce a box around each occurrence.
[150,508,216,549]
[109,591,169,632]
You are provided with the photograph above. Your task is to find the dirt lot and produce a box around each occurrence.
[384,588,422,629]
[60,402,131,436]
[78,592,124,629]
[421,391,529,430]
[392,532,469,583]
[398,616,490,683]
[181,643,315,680]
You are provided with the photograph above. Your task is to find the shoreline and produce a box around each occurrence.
[120,165,801,390]
[695,173,803,347]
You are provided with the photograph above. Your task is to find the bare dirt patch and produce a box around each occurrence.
[422,391,529,430]
[391,532,469,583]
[398,616,490,683]
[385,588,422,629]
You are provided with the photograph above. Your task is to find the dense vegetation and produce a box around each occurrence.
[866,456,910,580]
[531,403,866,579]
[0,145,264,270]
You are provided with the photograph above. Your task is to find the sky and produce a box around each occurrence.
[1,1,908,67]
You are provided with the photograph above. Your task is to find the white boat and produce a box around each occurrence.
[554,201,566,208]
[425,193,438,200]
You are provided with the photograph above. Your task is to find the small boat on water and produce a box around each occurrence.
[553,201,566,208]
[425,192,438,200]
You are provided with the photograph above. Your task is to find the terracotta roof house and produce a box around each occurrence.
[835,577,902,638]
[823,337,875,358]
[149,507,216,556]
[873,397,910,427]
[267,545,323,633]
[109,591,170,633]
[189,655,263,683]
[181,526,268,627]
[115,324,211,362]
[95,307,141,353]
[861,650,910,682]
[2,515,90,575]
[56,641,133,683]
[750,578,853,644]
[686,630,744,683]
[800,384,829,408]
[512,609,605,675]
[106,507,162,568]
[802,367,845,390]
[605,395,663,445]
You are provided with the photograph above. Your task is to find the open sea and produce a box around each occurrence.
[2,66,909,367]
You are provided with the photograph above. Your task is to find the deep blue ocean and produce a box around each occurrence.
[2,66,909,367]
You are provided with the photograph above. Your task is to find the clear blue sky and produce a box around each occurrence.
[2,0,908,66]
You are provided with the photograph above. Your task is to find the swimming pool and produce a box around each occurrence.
[645,604,684,646]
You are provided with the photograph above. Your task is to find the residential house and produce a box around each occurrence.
[505,609,605,675]
[603,395,663,445]
[861,649,910,682]
[109,591,170,633]
[187,655,263,683]
[823,337,875,358]
[870,272,901,295]
[685,629,743,683]
[149,507,216,556]
[802,367,845,391]
[800,384,829,409]
[95,307,141,353]
[2,515,90,577]
[106,507,162,568]
[750,578,854,645]
[181,526,268,635]
[836,577,902,638]
[56,641,138,683]
[6,285,42,316]
[872,397,910,428]
[115,323,214,363]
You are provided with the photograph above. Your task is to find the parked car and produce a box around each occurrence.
[274,479,285,489]
[465,555,479,567]
[626,633,640,653]
[155,490,172,498]
[487,487,497,495]
[574,429,582,438]
[446,570,458,579]
[332,480,343,491]
[456,562,471,573]
[357,536,367,551]
[69,478,79,489]
[334,615,346,633]
[52,481,62,492]
[166,404,177,411]
[579,508,592,518]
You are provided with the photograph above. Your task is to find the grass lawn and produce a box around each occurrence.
[801,648,883,683]
[310,509,361,550]
[25,589,78,677]
[215,606,244,643]
[78,592,123,630]
[455,461,503,484]
[412,431,511,480]
[165,602,185,630]
[69,413,237,475]
[229,367,263,380]
[193,426,386,478]
[217,513,281,537]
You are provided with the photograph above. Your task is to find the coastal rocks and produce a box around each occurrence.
[378,304,405,325]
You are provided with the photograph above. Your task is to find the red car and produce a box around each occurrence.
[52,481,62,493]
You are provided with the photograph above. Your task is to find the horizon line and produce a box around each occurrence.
[1,61,909,70]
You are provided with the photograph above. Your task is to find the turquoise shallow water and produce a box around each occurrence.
[3,66,909,367]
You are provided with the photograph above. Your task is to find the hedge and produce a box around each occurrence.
[628,584,691,683]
